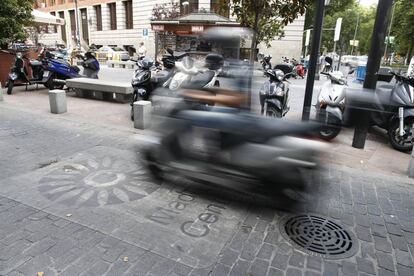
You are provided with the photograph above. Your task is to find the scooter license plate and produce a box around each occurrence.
[43,71,50,78]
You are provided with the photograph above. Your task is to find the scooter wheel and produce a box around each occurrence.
[388,119,414,151]
[6,80,13,95]
[143,149,164,183]
[317,110,341,140]
[130,107,134,121]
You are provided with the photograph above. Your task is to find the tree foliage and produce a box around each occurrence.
[392,0,414,60]
[305,0,377,55]
[224,0,311,49]
[151,0,180,20]
[0,0,33,48]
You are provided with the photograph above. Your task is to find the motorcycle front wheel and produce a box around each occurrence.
[317,110,341,140]
[266,107,282,118]
[6,80,13,95]
[388,118,414,151]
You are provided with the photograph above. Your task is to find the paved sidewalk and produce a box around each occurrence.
[1,103,414,275]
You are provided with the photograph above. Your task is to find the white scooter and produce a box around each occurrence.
[315,70,354,140]
[168,55,221,91]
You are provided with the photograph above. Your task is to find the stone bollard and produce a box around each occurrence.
[0,85,3,101]
[134,101,151,129]
[49,90,67,114]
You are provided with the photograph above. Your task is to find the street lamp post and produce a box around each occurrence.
[350,0,361,56]
[302,0,330,121]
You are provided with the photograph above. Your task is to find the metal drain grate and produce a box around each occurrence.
[280,214,357,259]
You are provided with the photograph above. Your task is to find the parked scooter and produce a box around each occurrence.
[315,70,351,140]
[261,54,272,71]
[46,51,100,88]
[143,92,326,202]
[6,50,100,94]
[259,69,290,118]
[294,62,305,78]
[130,49,187,120]
[6,52,48,94]
[370,72,414,151]
[168,53,222,91]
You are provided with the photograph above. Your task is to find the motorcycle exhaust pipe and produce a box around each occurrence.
[399,107,405,137]
[53,79,66,85]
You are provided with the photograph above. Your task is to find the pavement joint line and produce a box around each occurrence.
[328,163,414,186]
[0,193,192,268]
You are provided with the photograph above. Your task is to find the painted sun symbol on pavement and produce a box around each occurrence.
[38,156,158,207]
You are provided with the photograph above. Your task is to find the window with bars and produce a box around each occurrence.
[108,3,117,30]
[124,0,133,29]
[211,0,229,18]
[50,12,58,33]
[94,5,102,31]
[180,0,198,15]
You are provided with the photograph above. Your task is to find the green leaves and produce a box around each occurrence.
[0,0,33,47]
[224,0,310,48]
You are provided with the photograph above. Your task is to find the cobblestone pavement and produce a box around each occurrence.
[1,105,414,276]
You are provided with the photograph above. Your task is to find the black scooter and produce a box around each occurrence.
[261,55,272,71]
[259,69,290,118]
[6,52,47,94]
[130,49,187,120]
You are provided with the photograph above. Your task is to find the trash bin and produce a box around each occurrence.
[356,65,366,81]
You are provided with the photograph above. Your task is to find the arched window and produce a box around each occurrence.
[180,0,199,15]
[211,0,230,18]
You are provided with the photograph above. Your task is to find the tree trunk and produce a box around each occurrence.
[407,39,414,65]
[249,2,260,63]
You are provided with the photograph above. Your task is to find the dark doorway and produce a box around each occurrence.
[59,11,66,43]
[80,8,89,45]
[69,10,76,41]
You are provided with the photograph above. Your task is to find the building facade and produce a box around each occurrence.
[35,0,305,60]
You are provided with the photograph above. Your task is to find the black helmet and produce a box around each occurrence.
[162,56,175,69]
[137,57,154,69]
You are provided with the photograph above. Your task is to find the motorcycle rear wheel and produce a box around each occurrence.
[388,119,414,151]
[6,80,13,95]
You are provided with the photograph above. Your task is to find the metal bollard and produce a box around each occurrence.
[408,124,414,178]
[0,85,3,101]
[49,89,67,114]
[133,101,151,129]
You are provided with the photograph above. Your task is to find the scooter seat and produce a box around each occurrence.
[188,70,215,88]
[70,65,81,73]
[152,70,173,84]
[30,60,42,67]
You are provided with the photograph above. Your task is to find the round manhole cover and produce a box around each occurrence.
[280,214,357,259]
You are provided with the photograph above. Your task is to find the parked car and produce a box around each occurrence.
[348,56,368,68]
[341,55,355,66]
[96,46,130,61]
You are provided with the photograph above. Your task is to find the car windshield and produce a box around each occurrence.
[112,47,124,52]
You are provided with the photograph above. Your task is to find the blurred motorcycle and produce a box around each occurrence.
[144,93,326,200]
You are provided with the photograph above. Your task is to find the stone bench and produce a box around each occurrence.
[106,60,136,69]
[66,78,133,102]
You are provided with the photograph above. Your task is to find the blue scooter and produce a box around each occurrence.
[44,51,100,89]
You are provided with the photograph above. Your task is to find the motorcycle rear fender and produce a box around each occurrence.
[326,105,343,121]
[404,108,414,119]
